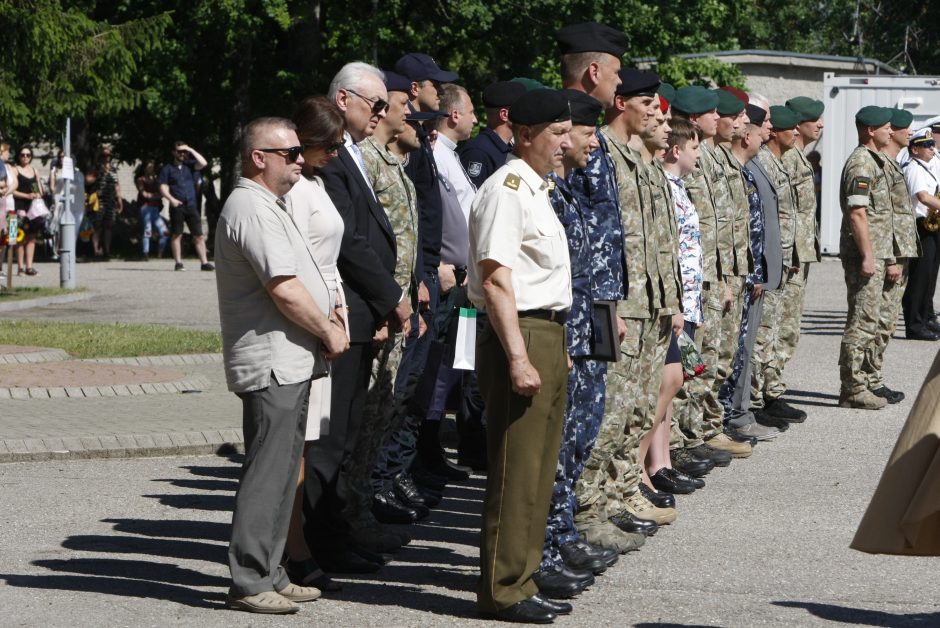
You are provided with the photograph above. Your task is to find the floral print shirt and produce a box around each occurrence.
[666,171,703,324]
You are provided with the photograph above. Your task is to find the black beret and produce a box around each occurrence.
[556,22,628,57]
[786,96,824,122]
[745,104,767,126]
[855,105,893,127]
[509,89,571,126]
[672,86,719,115]
[615,68,660,97]
[716,89,745,116]
[770,105,800,129]
[890,108,913,129]
[383,71,413,93]
[561,89,602,126]
[482,81,527,108]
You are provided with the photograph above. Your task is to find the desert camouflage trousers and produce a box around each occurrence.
[839,258,888,396]
[869,260,908,390]
[674,280,729,448]
[575,315,667,526]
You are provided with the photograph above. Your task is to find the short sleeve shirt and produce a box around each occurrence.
[159,160,198,208]
[903,158,939,218]
[468,156,572,312]
[215,177,330,392]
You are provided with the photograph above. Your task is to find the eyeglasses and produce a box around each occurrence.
[19,153,31,158]
[346,89,389,115]
[256,146,304,163]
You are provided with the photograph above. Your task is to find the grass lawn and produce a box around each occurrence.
[0,320,221,358]
[0,286,87,302]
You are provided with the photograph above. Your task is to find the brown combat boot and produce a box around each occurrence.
[839,390,887,410]
[704,433,753,458]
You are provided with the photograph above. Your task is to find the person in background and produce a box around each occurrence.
[136,159,169,260]
[93,146,122,261]
[11,145,45,276]
[159,141,212,271]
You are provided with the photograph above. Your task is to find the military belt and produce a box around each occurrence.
[518,309,568,324]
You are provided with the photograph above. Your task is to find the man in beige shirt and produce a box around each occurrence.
[470,88,573,623]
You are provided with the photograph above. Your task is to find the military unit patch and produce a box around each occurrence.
[503,173,521,190]
[851,176,871,195]
[468,161,482,178]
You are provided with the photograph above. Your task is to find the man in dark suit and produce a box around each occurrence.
[303,61,413,573]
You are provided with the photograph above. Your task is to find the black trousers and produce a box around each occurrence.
[303,342,373,550]
[903,218,940,335]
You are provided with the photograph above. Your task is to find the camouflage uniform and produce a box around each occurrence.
[594,129,668,518]
[838,146,896,396]
[674,141,725,448]
[574,128,650,526]
[751,146,797,409]
[869,156,919,390]
[710,144,751,421]
[542,172,607,569]
[568,131,625,529]
[344,137,419,528]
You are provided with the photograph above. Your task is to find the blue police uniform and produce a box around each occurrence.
[459,128,512,189]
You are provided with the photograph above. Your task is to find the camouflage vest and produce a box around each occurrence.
[882,155,919,259]
[715,144,751,276]
[839,146,893,260]
[648,160,682,315]
[359,137,419,298]
[757,145,797,267]
[683,141,721,282]
[601,126,656,319]
[782,147,821,265]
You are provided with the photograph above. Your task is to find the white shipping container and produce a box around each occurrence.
[819,73,940,255]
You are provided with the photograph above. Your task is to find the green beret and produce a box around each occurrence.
[769,105,800,130]
[855,105,893,127]
[510,77,547,92]
[509,89,571,126]
[672,86,719,115]
[890,108,914,129]
[785,96,824,122]
[658,83,676,103]
[716,89,745,116]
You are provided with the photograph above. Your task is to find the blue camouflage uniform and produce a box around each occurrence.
[459,127,512,189]
[541,131,625,567]
[541,171,604,569]
[720,165,766,412]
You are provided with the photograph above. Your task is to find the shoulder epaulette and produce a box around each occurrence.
[503,173,521,190]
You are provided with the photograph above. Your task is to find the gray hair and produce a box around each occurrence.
[240,117,297,163]
[436,84,469,129]
[328,62,386,100]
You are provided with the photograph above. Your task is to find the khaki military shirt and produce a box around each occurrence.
[715,144,751,276]
[468,155,572,312]
[758,145,797,267]
[683,141,721,282]
[782,147,821,265]
[839,146,895,261]
[602,127,657,319]
[882,155,919,259]
[359,137,419,298]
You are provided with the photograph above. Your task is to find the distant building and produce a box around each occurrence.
[636,49,901,104]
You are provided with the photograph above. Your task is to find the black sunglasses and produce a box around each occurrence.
[256,146,304,163]
[19,152,32,158]
[347,89,389,115]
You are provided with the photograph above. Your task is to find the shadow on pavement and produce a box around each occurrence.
[773,600,940,626]
[5,453,488,616]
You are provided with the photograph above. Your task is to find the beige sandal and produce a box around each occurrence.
[226,590,298,614]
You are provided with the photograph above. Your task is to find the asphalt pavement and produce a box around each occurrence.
[0,257,939,626]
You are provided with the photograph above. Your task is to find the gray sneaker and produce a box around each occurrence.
[730,422,780,441]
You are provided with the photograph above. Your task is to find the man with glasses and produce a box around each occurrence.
[303,62,414,574]
[217,116,348,614]
[159,140,212,271]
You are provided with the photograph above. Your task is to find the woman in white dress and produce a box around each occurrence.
[284,96,348,592]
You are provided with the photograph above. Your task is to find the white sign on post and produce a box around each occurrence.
[61,157,74,181]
